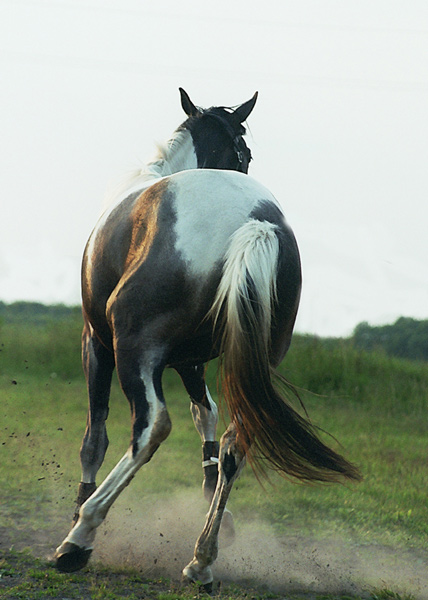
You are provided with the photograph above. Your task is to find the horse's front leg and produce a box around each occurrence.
[73,323,115,524]
[182,421,245,590]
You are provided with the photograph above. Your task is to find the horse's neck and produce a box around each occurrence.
[104,129,197,212]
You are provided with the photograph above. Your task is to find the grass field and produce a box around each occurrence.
[1,313,427,599]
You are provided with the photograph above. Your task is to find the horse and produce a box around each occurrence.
[55,88,360,588]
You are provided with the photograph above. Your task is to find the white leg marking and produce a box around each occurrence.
[57,375,171,553]
[183,423,244,585]
[190,386,218,442]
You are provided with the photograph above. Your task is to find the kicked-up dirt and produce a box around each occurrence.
[1,491,427,599]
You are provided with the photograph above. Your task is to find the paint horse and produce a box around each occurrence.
[55,89,360,588]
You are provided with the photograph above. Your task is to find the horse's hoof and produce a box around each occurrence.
[200,580,213,594]
[182,575,213,595]
[182,562,213,590]
[55,542,92,572]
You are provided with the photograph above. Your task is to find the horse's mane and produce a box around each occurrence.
[102,129,194,211]
[144,128,196,177]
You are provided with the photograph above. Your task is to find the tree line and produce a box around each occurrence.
[0,301,427,362]
[352,316,428,362]
[0,301,81,325]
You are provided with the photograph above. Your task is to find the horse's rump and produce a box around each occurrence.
[82,170,285,352]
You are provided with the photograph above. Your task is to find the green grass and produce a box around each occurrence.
[0,549,187,599]
[1,319,427,599]
[0,549,416,599]
[0,316,83,380]
[1,327,428,549]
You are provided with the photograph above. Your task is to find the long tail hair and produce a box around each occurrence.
[210,219,361,483]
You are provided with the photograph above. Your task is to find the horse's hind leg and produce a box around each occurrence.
[74,323,115,523]
[176,365,219,502]
[177,364,236,546]
[55,342,171,573]
[183,421,245,589]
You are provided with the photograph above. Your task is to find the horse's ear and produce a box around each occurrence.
[234,91,258,123]
[179,88,199,117]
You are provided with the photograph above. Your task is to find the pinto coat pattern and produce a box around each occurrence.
[55,89,360,587]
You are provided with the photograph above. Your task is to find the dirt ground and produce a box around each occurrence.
[1,494,427,599]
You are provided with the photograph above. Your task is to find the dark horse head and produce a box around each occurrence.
[179,87,257,173]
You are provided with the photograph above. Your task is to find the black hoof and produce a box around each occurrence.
[55,542,92,573]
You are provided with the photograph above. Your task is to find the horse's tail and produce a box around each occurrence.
[210,219,361,483]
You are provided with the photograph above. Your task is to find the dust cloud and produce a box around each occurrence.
[91,490,428,599]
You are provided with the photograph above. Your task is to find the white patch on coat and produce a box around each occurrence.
[170,169,280,276]
[190,386,218,442]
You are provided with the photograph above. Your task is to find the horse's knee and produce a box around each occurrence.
[150,405,172,445]
[190,397,218,441]
[132,406,172,460]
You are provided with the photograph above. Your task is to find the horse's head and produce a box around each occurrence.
[179,88,257,174]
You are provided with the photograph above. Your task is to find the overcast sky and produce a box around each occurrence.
[1,0,427,337]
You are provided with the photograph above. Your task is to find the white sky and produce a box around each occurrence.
[1,0,427,337]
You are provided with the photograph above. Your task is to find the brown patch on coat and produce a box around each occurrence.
[124,179,170,273]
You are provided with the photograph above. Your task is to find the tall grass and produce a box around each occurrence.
[1,317,428,552]
[282,335,428,416]
[1,315,83,380]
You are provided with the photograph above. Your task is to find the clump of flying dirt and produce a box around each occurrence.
[90,490,428,600]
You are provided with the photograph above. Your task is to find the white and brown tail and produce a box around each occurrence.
[210,218,361,483]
